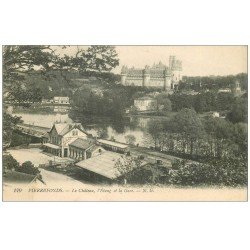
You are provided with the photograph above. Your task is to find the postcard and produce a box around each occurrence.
[2,45,248,201]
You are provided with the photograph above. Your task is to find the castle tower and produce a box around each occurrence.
[169,56,182,89]
[143,65,150,87]
[232,80,242,97]
[164,67,171,90]
[169,56,176,69]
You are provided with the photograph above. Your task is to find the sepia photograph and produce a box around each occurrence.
[2,45,248,201]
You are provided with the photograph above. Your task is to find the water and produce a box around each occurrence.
[10,105,167,147]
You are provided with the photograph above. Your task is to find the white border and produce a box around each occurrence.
[0,1,249,250]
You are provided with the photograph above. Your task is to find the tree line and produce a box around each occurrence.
[69,85,153,119]
[148,108,247,160]
[181,73,247,91]
[169,91,247,117]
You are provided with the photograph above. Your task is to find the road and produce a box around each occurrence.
[7,148,82,185]
[7,148,73,166]
[39,168,83,185]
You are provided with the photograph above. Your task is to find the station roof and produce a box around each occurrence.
[42,133,50,139]
[51,123,87,136]
[43,143,60,149]
[97,139,128,149]
[76,151,147,180]
[76,151,122,179]
[4,171,42,184]
[69,138,94,150]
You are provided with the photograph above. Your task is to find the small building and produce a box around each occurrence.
[134,97,157,112]
[53,96,70,104]
[69,138,105,161]
[75,151,129,183]
[218,88,232,93]
[75,151,124,182]
[97,139,128,153]
[41,99,53,104]
[75,151,148,183]
[180,90,199,95]
[43,123,89,157]
[53,106,70,113]
[212,112,220,118]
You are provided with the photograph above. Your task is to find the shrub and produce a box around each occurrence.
[16,161,40,176]
[3,154,19,170]
[168,157,247,187]
[10,131,31,147]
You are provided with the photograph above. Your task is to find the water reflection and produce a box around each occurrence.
[11,105,156,147]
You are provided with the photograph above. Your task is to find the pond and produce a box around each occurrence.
[10,105,169,147]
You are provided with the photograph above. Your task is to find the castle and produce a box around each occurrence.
[121,56,182,90]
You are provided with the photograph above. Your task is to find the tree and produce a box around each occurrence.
[170,94,194,111]
[3,46,58,103]
[168,156,247,187]
[171,109,204,156]
[3,155,19,171]
[97,127,108,139]
[156,93,172,112]
[203,117,233,158]
[216,92,234,111]
[3,113,23,147]
[232,122,247,156]
[115,156,142,183]
[70,84,136,119]
[10,131,31,147]
[125,134,136,145]
[194,92,217,113]
[148,120,164,149]
[227,97,247,123]
[3,45,119,103]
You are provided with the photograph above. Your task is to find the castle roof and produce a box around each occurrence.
[123,62,172,77]
[127,68,143,77]
[121,56,182,76]
[150,69,165,77]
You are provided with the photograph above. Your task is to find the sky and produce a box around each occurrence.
[55,46,247,76]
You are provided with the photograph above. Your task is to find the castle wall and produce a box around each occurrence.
[147,77,165,88]
[121,74,126,85]
[164,77,171,90]
[122,56,182,88]
[125,78,144,86]
[125,76,172,88]
[143,74,150,87]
